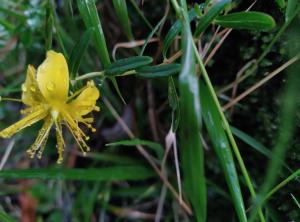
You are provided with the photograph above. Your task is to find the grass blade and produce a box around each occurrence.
[0,166,154,181]
[200,82,247,222]
[178,6,206,222]
[69,28,93,79]
[112,0,134,40]
[77,0,110,68]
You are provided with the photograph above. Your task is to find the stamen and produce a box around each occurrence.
[26,116,53,158]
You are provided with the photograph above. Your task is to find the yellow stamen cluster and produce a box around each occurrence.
[0,50,100,163]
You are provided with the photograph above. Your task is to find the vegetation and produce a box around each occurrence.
[0,0,299,221]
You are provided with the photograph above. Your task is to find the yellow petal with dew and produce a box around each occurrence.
[0,106,48,138]
[22,65,44,106]
[37,50,69,104]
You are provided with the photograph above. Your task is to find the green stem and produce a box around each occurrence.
[264,168,300,203]
[73,71,105,82]
[192,42,266,222]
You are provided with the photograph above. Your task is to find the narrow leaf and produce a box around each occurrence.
[215,11,276,31]
[179,10,206,222]
[112,0,134,40]
[69,28,92,79]
[77,0,110,68]
[0,167,154,181]
[106,56,153,76]
[200,82,247,222]
[137,63,181,78]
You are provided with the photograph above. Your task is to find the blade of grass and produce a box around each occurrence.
[69,28,92,80]
[112,0,134,40]
[0,166,154,181]
[77,0,110,67]
[291,194,300,209]
[190,15,266,222]
[171,0,207,221]
[200,82,247,222]
[77,0,126,103]
[140,14,167,56]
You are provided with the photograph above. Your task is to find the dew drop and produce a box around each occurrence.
[21,84,27,92]
[46,82,55,91]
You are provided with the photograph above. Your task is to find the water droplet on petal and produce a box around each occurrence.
[47,82,55,91]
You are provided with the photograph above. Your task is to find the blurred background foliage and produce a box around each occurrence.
[0,0,300,221]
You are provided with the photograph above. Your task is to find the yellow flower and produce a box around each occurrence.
[0,50,100,163]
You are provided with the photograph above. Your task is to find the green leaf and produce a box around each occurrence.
[215,11,276,31]
[0,210,16,222]
[136,63,181,78]
[77,0,110,68]
[163,7,199,58]
[106,138,164,159]
[200,82,247,222]
[285,0,299,22]
[194,0,230,37]
[106,56,153,76]
[69,28,92,79]
[112,0,134,40]
[0,167,154,181]
[179,10,206,222]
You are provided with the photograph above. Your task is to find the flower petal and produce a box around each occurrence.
[68,81,100,118]
[22,65,44,106]
[0,106,48,138]
[37,50,69,104]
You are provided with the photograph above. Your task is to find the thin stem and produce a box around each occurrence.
[223,55,299,110]
[192,42,266,222]
[0,97,22,102]
[103,97,192,215]
[73,71,105,82]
